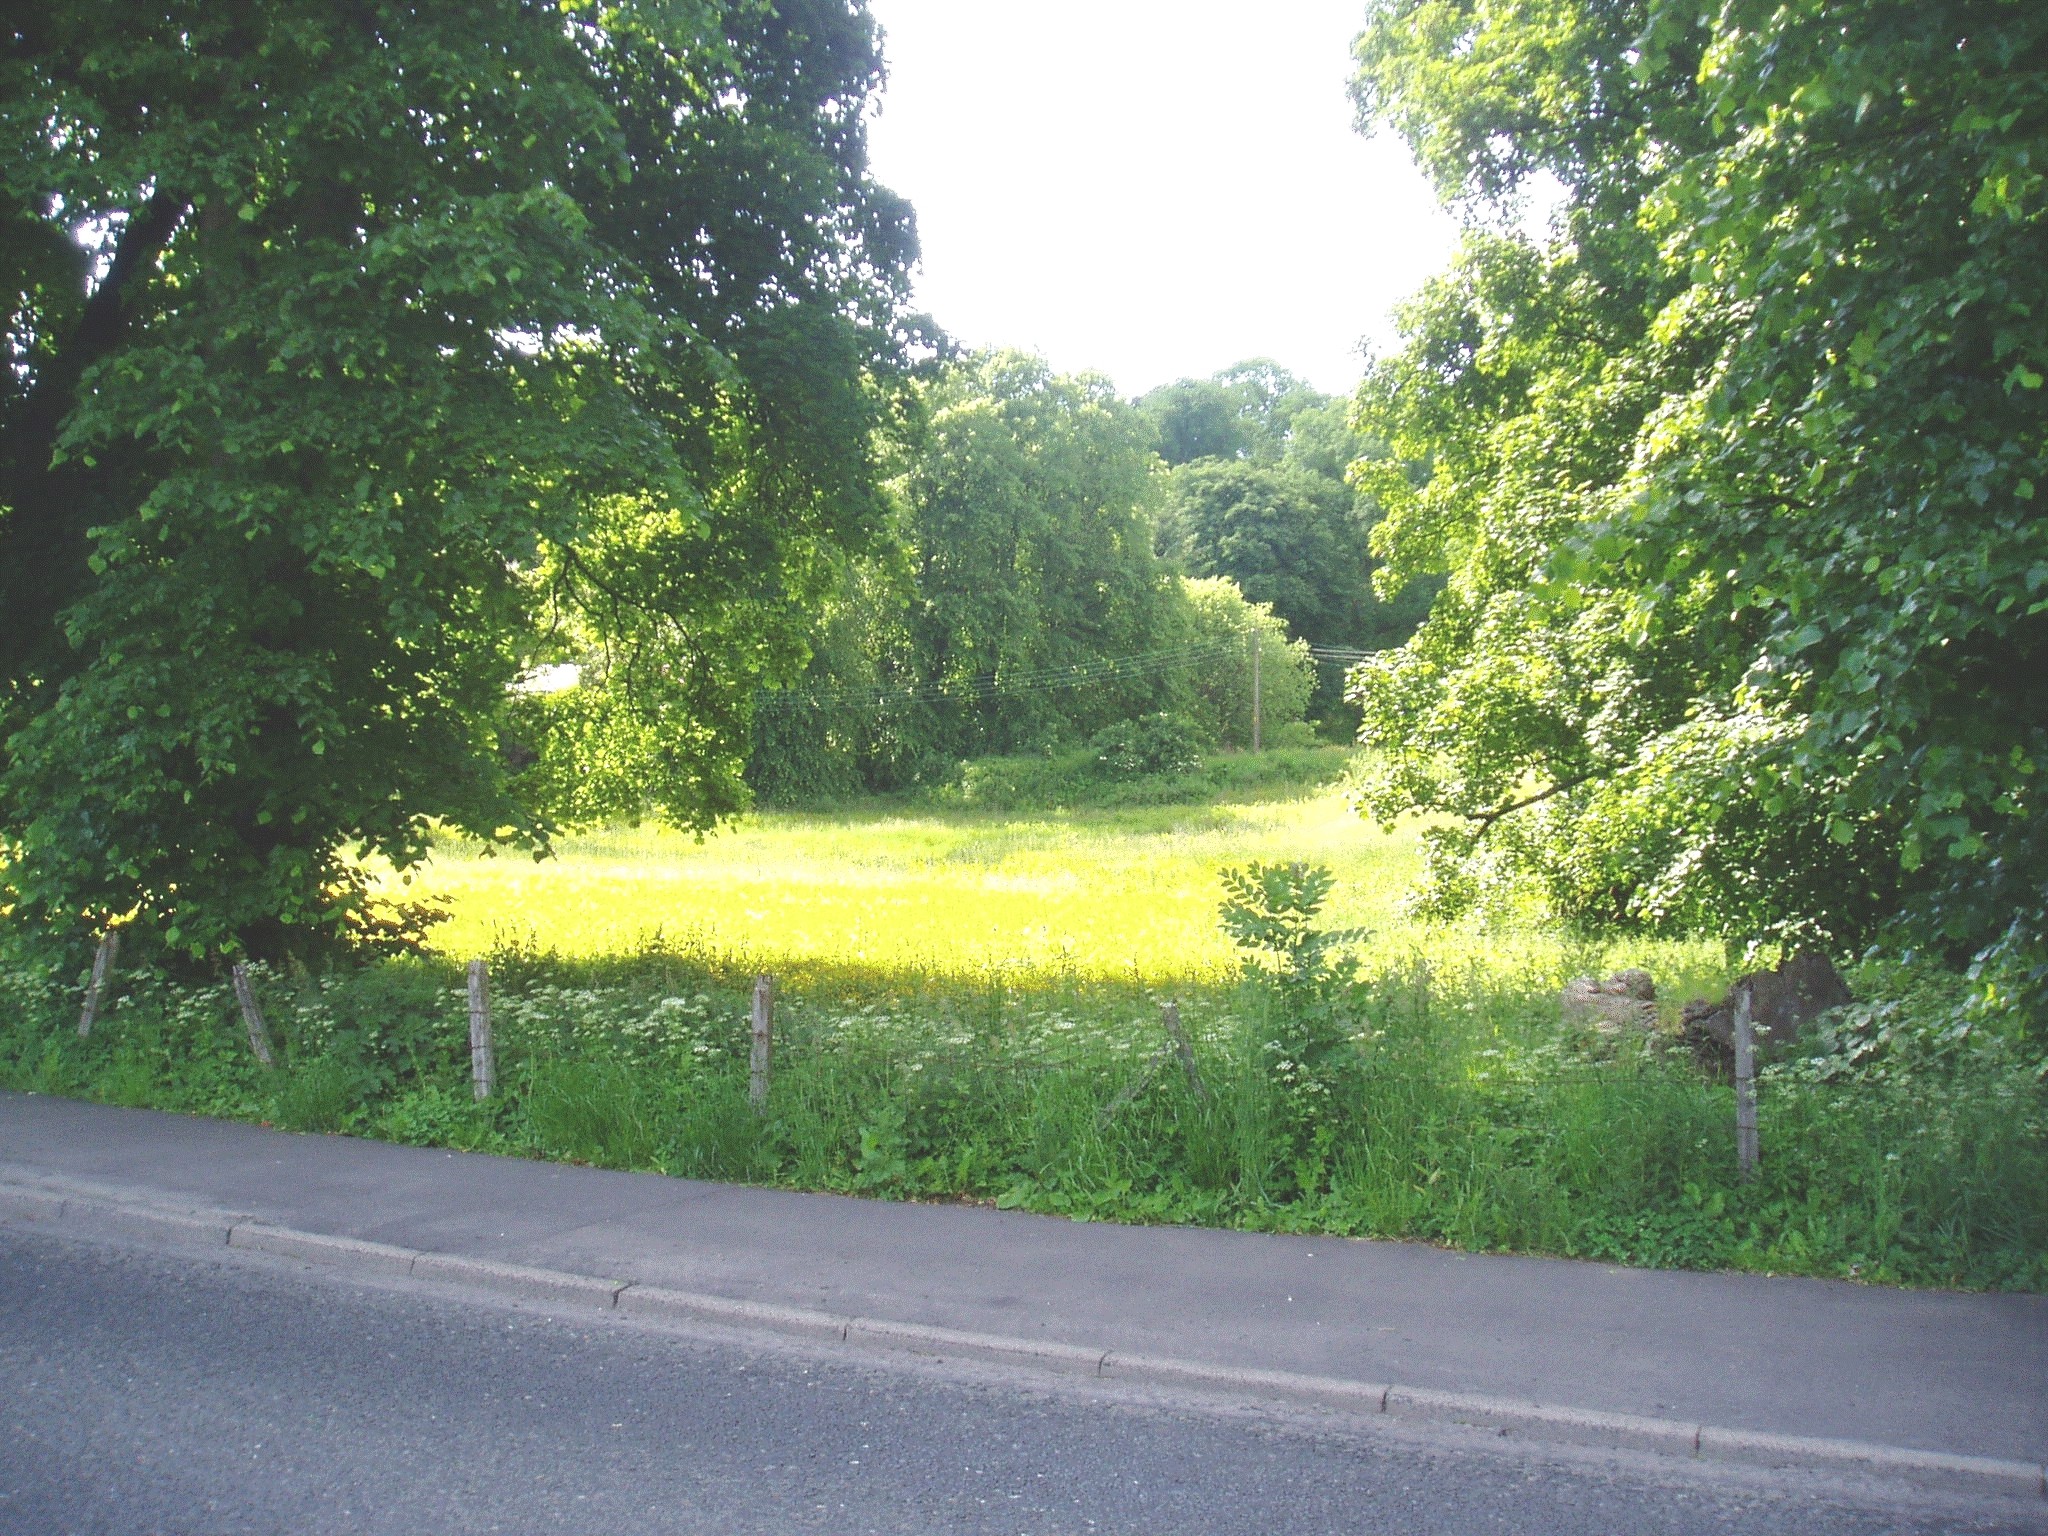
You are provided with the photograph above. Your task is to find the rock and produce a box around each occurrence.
[1680,948,1853,1074]
[1561,970,1660,1034]
[1609,968,1655,1001]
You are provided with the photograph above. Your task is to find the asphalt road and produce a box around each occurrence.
[10,1093,2044,1468]
[0,1227,2036,1536]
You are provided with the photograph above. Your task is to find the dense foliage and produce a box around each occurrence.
[1145,365,1436,726]
[1,0,917,961]
[748,354,1317,802]
[1136,359,1327,468]
[1177,577,1314,751]
[1348,0,2048,1004]
[1088,713,1205,782]
[1162,460,1381,650]
[893,355,1183,755]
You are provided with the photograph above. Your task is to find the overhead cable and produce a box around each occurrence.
[756,630,1257,714]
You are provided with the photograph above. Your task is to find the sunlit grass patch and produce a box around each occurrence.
[403,781,1723,999]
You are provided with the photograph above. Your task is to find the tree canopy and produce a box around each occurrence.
[752,351,1196,797]
[1,0,918,960]
[1159,460,1374,651]
[1348,0,2048,993]
[1178,577,1314,751]
[1148,364,1436,698]
[1136,359,1325,467]
[902,352,1184,755]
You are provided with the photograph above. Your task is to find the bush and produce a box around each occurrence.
[1179,577,1314,749]
[1088,714,1204,781]
[945,751,1093,809]
[939,743,1355,812]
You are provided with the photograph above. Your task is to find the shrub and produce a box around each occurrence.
[1089,714,1204,781]
[1179,577,1314,749]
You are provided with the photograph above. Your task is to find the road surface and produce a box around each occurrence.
[2,1225,2035,1536]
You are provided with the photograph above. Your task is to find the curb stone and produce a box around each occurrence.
[1101,1351,1388,1415]
[229,1222,420,1277]
[72,1202,239,1249]
[409,1252,627,1310]
[1695,1426,2048,1501]
[1385,1384,1700,1457]
[845,1316,1109,1375]
[617,1284,853,1343]
[3,1172,2041,1504]
[0,1185,67,1223]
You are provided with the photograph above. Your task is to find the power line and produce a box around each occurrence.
[755,630,1256,715]
[752,633,1393,719]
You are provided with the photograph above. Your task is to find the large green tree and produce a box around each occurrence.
[1149,365,1436,713]
[752,352,1192,795]
[1178,576,1315,750]
[1136,359,1325,467]
[1160,460,1375,649]
[1,0,917,960]
[1349,0,2048,991]
[905,355,1182,754]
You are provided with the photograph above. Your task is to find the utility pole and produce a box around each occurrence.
[1250,628,1263,753]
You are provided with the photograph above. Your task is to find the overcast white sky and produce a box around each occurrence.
[861,1,1459,399]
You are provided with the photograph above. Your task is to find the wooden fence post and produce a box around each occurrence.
[76,930,121,1039]
[230,963,276,1068]
[1160,1001,1209,1101]
[1733,981,1759,1182]
[467,959,496,1100]
[749,974,774,1111]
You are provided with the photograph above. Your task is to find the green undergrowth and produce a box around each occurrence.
[889,740,1349,815]
[4,934,2042,1292]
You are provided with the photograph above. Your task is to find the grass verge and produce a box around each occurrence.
[3,937,2041,1291]
[4,762,2041,1290]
